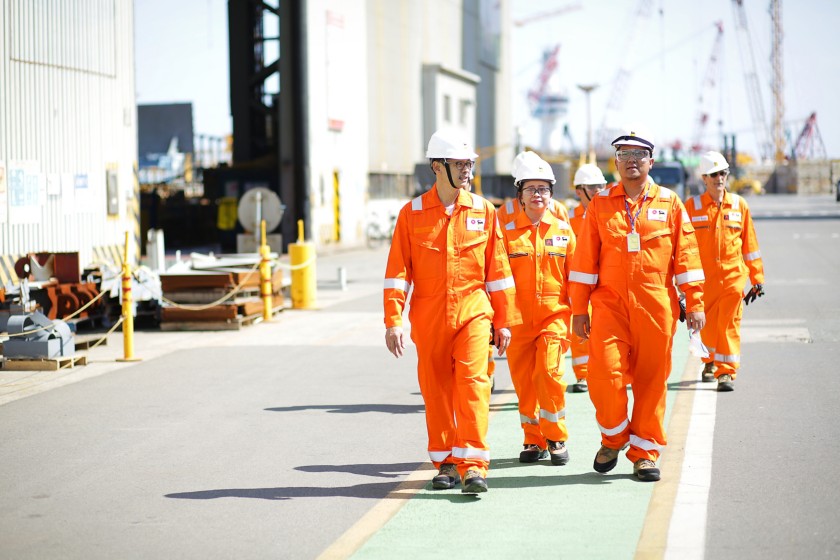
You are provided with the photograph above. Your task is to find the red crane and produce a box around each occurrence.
[791,112,826,161]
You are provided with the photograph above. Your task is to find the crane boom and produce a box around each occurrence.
[690,21,724,153]
[731,0,772,160]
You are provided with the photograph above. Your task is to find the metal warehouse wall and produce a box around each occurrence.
[0,0,138,284]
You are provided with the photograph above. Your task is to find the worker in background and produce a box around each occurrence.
[383,129,521,494]
[501,151,575,466]
[569,129,706,482]
[686,151,765,391]
[568,164,608,393]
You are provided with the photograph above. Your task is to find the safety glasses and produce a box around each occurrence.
[707,169,729,178]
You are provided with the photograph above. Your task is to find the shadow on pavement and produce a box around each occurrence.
[165,479,429,501]
[264,403,424,414]
[295,462,425,478]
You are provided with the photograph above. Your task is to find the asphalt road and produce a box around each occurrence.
[0,193,838,559]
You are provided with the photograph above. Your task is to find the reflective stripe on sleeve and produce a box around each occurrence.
[744,250,761,261]
[384,278,410,292]
[540,408,566,423]
[519,414,539,425]
[429,450,451,463]
[599,418,629,437]
[630,434,662,452]
[486,276,515,292]
[572,355,589,366]
[453,446,490,462]
[675,269,705,285]
[569,271,598,285]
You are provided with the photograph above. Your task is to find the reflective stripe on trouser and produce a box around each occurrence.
[587,287,675,463]
[506,327,569,445]
[700,273,746,378]
[570,333,589,381]
[411,296,492,478]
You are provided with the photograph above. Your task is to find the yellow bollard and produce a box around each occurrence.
[118,231,141,362]
[259,219,274,321]
[289,219,317,309]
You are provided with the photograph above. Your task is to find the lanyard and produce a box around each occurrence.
[624,186,649,233]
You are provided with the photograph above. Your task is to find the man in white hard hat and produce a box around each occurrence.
[567,164,608,393]
[569,128,706,482]
[500,151,575,466]
[383,129,522,494]
[685,151,765,391]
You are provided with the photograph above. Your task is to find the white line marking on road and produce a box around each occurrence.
[665,374,717,560]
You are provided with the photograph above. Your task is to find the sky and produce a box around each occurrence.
[134,0,840,160]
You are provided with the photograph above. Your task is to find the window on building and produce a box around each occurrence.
[443,95,451,123]
[460,99,472,125]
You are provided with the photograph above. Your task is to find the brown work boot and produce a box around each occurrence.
[571,378,589,393]
[717,373,735,392]
[701,362,716,383]
[519,444,549,463]
[461,469,488,494]
[633,458,661,482]
[593,445,620,473]
[432,463,459,490]
[547,440,570,466]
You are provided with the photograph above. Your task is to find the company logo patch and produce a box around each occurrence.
[545,235,569,247]
[466,217,486,231]
[648,208,668,222]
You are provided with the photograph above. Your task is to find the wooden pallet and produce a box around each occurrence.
[1,354,88,371]
[74,333,109,350]
[159,304,285,332]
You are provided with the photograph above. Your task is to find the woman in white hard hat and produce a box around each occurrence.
[384,129,522,494]
[685,151,765,392]
[568,164,608,393]
[500,151,576,466]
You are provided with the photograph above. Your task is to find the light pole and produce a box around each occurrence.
[577,84,598,163]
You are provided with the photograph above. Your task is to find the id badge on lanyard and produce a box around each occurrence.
[625,188,648,253]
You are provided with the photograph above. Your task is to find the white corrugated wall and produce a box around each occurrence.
[0,0,137,285]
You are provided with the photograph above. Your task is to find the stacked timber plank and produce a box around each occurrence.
[159,255,285,331]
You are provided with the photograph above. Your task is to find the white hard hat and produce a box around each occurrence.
[425,128,479,160]
[611,128,654,152]
[512,151,555,185]
[574,164,607,186]
[698,151,729,175]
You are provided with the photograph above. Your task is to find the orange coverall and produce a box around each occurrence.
[569,181,704,463]
[384,186,521,478]
[686,192,764,379]
[501,210,576,447]
[568,203,590,383]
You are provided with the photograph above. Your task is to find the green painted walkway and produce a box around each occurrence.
[351,334,691,559]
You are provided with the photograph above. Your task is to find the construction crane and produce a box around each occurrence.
[690,21,724,153]
[594,0,654,149]
[528,45,569,152]
[791,112,827,161]
[770,0,785,163]
[731,0,772,160]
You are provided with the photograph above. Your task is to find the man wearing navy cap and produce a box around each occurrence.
[569,129,706,481]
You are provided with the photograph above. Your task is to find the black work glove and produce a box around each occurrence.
[743,283,765,305]
[678,293,687,322]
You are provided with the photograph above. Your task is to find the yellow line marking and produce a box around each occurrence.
[635,354,703,559]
